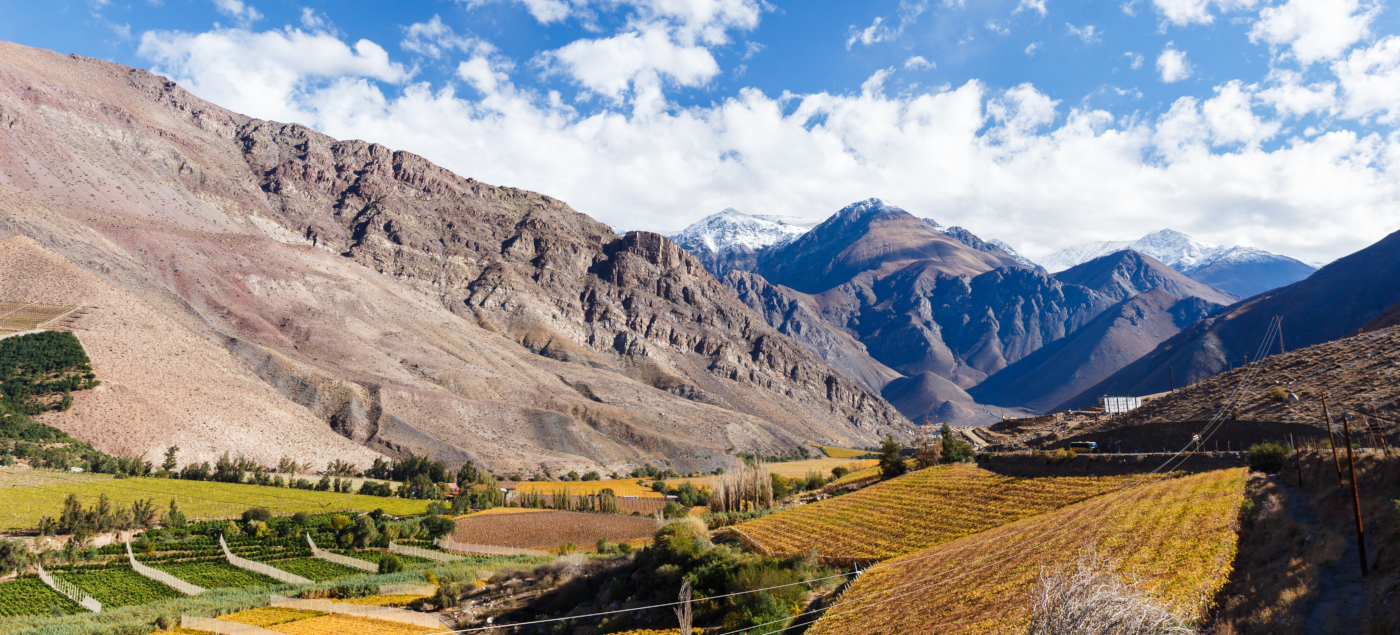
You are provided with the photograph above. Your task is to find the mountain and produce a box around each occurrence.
[935,224,1048,274]
[0,42,908,474]
[988,238,1045,273]
[1053,250,1238,306]
[668,209,814,277]
[1041,229,1316,298]
[755,199,1026,294]
[967,289,1220,411]
[1058,227,1400,410]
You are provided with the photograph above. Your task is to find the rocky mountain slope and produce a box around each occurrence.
[1052,250,1238,306]
[1041,229,1316,298]
[668,209,814,277]
[0,42,908,474]
[1059,227,1400,410]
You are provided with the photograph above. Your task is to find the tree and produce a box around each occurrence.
[879,435,907,480]
[0,539,31,576]
[456,461,480,489]
[164,498,186,529]
[914,420,942,469]
[941,423,973,463]
[162,446,179,473]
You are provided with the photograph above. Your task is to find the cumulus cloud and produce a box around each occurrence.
[401,15,495,59]
[1016,0,1048,16]
[135,26,1400,264]
[541,24,720,100]
[847,16,896,48]
[1333,35,1400,123]
[1158,45,1192,82]
[213,0,262,25]
[1067,24,1100,44]
[1256,69,1337,117]
[904,55,935,70]
[1249,0,1379,65]
[1124,52,1144,69]
[1151,0,1256,27]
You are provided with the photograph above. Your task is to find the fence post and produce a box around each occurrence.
[1341,414,1368,577]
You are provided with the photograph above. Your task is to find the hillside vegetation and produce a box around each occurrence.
[730,464,1152,564]
[807,468,1246,635]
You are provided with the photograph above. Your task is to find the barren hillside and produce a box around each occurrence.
[0,42,908,474]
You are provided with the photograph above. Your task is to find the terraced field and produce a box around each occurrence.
[0,302,77,332]
[155,562,278,589]
[805,469,1247,635]
[731,464,1152,563]
[61,568,180,608]
[0,578,80,617]
[262,558,361,583]
[0,472,430,531]
[268,613,434,635]
[814,445,873,459]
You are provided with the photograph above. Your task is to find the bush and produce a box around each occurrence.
[1246,443,1291,473]
[378,554,403,574]
[830,466,849,479]
[1267,385,1289,402]
[241,507,272,524]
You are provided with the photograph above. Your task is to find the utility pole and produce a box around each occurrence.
[1277,316,1285,354]
[1341,413,1368,577]
[1323,396,1344,484]
[1289,434,1303,488]
[1169,367,1175,394]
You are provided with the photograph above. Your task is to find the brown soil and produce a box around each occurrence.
[452,511,661,550]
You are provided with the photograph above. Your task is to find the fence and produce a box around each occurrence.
[37,564,102,613]
[181,615,281,635]
[270,595,449,628]
[379,584,437,596]
[127,541,206,596]
[388,541,463,562]
[435,537,547,557]
[306,534,379,573]
[220,534,313,585]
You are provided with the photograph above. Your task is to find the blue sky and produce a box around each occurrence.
[4,0,1400,263]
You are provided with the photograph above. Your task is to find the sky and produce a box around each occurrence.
[3,0,1399,264]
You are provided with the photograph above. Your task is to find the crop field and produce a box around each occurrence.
[220,607,326,627]
[0,578,80,617]
[61,568,181,608]
[268,613,435,635]
[155,562,278,589]
[460,507,550,518]
[805,469,1247,635]
[731,464,1152,563]
[331,550,430,566]
[766,458,877,479]
[513,479,662,498]
[0,302,77,332]
[342,594,430,606]
[452,510,661,550]
[261,558,360,582]
[0,472,431,530]
[814,445,873,458]
[0,468,111,489]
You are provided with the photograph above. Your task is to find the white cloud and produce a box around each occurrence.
[904,55,935,70]
[847,16,895,48]
[1125,52,1144,69]
[1151,0,1256,27]
[985,20,1010,36]
[1201,80,1280,147]
[1067,24,1100,44]
[1025,42,1042,56]
[110,22,133,39]
[1157,45,1193,82]
[1249,0,1379,65]
[542,23,720,100]
[1256,69,1337,117]
[213,0,262,25]
[139,28,410,124]
[136,26,1400,267]
[463,0,764,42]
[1016,0,1048,16]
[401,15,494,59]
[300,8,327,31]
[1333,35,1400,123]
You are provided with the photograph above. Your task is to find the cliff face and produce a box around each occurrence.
[0,42,908,474]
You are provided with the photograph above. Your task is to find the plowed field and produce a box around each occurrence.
[452,510,660,550]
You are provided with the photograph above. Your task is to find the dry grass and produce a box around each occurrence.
[513,479,662,498]
[268,614,435,635]
[815,445,872,459]
[218,607,325,628]
[1025,547,1193,635]
[805,469,1247,635]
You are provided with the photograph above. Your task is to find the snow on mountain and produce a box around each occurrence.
[1043,230,1243,274]
[1039,240,1134,273]
[988,239,1041,271]
[671,209,814,254]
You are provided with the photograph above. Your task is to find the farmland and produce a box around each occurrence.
[512,479,662,498]
[156,562,278,588]
[814,445,873,459]
[765,458,876,479]
[62,567,181,608]
[0,302,78,332]
[0,473,431,530]
[452,510,661,550]
[805,469,1247,635]
[731,464,1152,563]
[220,607,325,627]
[266,613,435,635]
[262,558,361,582]
[0,578,79,617]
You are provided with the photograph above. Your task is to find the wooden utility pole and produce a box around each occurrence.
[1340,414,1368,577]
[1169,367,1175,394]
[1289,434,1303,488]
[1323,396,1344,484]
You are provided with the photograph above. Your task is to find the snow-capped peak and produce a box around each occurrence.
[1128,229,1232,274]
[1039,240,1134,273]
[670,209,815,255]
[988,238,1041,270]
[835,198,906,218]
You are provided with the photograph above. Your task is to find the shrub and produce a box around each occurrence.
[240,507,272,524]
[1247,443,1291,473]
[378,554,403,574]
[1267,385,1289,402]
[1026,547,1192,635]
[831,466,849,479]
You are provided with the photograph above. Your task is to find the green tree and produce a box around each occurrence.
[879,435,907,480]
[940,423,974,464]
